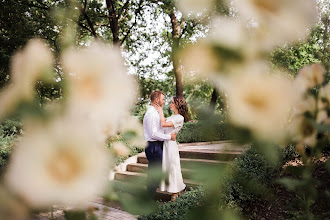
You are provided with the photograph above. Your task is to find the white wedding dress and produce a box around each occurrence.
[160,114,186,193]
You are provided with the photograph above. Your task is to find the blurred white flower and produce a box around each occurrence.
[5,119,111,208]
[180,42,220,77]
[61,41,137,141]
[11,38,54,100]
[295,64,325,93]
[208,17,246,50]
[224,73,294,142]
[0,85,21,120]
[318,83,330,110]
[0,185,28,220]
[118,116,146,148]
[0,39,53,120]
[294,95,317,116]
[234,0,318,49]
[316,110,329,124]
[112,142,130,157]
[176,0,215,17]
[287,116,317,147]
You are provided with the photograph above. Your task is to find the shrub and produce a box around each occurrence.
[138,187,206,220]
[0,118,22,137]
[219,146,283,209]
[281,145,300,162]
[177,121,231,143]
[0,118,22,176]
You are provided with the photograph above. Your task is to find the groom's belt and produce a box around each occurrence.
[147,141,164,144]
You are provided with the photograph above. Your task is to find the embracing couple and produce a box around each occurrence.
[143,90,189,202]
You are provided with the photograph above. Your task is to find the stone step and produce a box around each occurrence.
[126,163,197,179]
[114,171,199,188]
[137,150,240,163]
[137,155,230,168]
[127,163,148,173]
[179,149,241,160]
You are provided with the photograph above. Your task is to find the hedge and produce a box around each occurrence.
[138,187,206,220]
[0,118,22,176]
[177,121,232,143]
[218,145,284,211]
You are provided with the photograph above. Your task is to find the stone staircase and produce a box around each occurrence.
[111,141,246,202]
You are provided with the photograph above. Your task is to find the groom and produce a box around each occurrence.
[143,90,176,200]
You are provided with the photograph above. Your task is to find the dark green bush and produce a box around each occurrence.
[219,146,283,209]
[138,187,206,220]
[177,121,231,143]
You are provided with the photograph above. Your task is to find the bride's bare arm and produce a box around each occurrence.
[155,105,174,127]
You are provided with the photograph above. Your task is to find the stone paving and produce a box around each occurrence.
[33,201,137,220]
[178,140,248,152]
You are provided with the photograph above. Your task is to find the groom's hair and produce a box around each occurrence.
[150,90,164,102]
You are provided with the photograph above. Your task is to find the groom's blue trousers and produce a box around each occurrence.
[145,141,163,200]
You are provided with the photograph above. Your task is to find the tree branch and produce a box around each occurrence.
[118,0,130,20]
[17,0,49,10]
[84,0,88,10]
[78,4,98,38]
[77,22,93,33]
[120,0,144,45]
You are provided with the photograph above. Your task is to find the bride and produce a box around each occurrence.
[155,96,190,202]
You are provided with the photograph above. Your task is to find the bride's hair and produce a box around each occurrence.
[173,96,190,122]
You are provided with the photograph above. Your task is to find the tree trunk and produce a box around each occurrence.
[209,87,218,111]
[169,8,184,97]
[106,0,120,45]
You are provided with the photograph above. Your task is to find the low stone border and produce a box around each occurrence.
[178,140,233,147]
[108,152,145,181]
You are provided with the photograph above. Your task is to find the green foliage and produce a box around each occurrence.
[270,40,321,74]
[0,118,21,176]
[177,121,231,143]
[0,0,58,88]
[0,118,22,137]
[270,20,329,80]
[219,146,283,210]
[138,187,206,220]
[63,210,86,220]
[281,145,300,162]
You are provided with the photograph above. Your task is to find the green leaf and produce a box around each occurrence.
[277,177,303,191]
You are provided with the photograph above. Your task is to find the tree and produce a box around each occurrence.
[270,0,329,81]
[0,0,57,88]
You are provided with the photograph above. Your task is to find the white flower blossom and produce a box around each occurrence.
[287,115,317,147]
[11,38,54,100]
[295,64,325,93]
[176,0,215,17]
[318,83,330,110]
[224,72,294,142]
[112,142,130,157]
[118,116,146,148]
[5,119,111,208]
[0,39,53,119]
[61,41,138,141]
[234,0,318,49]
[180,42,220,77]
[208,17,247,50]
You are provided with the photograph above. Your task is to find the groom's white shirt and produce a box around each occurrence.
[143,106,171,141]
